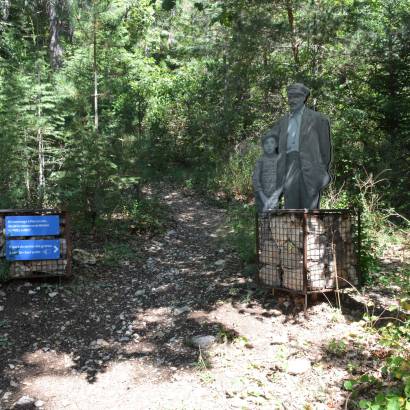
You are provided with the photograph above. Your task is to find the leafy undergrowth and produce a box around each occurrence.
[224,203,256,266]
[343,336,410,409]
[343,262,410,409]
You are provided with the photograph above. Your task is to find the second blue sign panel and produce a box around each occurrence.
[6,240,61,261]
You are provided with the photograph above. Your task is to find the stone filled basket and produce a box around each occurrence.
[256,209,361,295]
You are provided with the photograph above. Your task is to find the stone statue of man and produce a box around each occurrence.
[271,83,331,209]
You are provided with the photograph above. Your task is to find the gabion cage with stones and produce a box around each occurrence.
[0,209,72,279]
[256,209,360,293]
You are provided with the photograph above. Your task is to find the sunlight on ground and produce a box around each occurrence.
[21,353,220,410]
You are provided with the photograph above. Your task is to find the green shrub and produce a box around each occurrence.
[125,196,170,235]
[322,173,408,282]
[224,203,256,265]
[216,142,260,200]
[0,259,10,282]
[103,243,138,266]
[352,356,410,410]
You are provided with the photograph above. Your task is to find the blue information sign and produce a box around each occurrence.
[6,240,61,261]
[5,215,60,237]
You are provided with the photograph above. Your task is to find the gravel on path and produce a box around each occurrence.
[0,184,404,410]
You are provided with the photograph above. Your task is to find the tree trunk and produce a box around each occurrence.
[93,4,99,132]
[37,126,45,205]
[222,41,230,138]
[25,131,31,203]
[263,48,269,107]
[34,62,46,206]
[48,0,63,69]
[285,0,299,66]
[1,0,10,20]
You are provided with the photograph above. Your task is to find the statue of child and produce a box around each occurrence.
[252,131,283,213]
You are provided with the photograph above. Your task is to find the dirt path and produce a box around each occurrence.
[0,185,404,410]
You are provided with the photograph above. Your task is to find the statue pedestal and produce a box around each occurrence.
[256,209,360,300]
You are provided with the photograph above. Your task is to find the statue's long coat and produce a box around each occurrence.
[271,107,332,197]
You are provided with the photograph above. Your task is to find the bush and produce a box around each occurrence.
[215,142,260,201]
[322,173,408,282]
[125,196,170,235]
[224,203,256,265]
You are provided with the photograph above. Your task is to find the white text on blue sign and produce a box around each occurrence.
[6,240,61,261]
[5,215,60,237]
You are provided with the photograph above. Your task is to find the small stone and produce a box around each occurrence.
[271,309,283,317]
[289,340,299,348]
[135,290,145,296]
[28,290,36,295]
[73,249,97,265]
[48,292,58,298]
[0,305,4,312]
[270,335,288,345]
[12,395,35,408]
[10,380,18,387]
[3,391,12,400]
[313,404,328,410]
[95,339,109,347]
[191,335,216,349]
[173,306,190,315]
[312,354,323,362]
[8,364,15,369]
[34,400,45,408]
[0,290,6,297]
[287,358,311,375]
[214,259,225,266]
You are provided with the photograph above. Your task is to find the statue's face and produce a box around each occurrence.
[288,90,306,112]
[263,137,277,155]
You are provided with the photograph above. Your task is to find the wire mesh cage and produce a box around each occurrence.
[0,209,72,280]
[256,209,360,294]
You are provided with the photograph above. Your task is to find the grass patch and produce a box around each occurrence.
[223,203,256,265]
[125,196,170,235]
[102,242,140,267]
[0,258,10,282]
[325,338,348,357]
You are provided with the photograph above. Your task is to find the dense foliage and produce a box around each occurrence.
[0,2,408,407]
[0,0,409,223]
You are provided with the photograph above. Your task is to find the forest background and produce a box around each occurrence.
[0,2,410,407]
[0,0,409,246]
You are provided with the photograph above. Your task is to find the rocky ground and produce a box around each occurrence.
[0,185,408,410]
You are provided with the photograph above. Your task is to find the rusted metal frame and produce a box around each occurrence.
[63,210,73,278]
[0,209,59,214]
[269,286,344,295]
[267,209,351,215]
[302,211,308,313]
[257,209,356,306]
[255,211,261,285]
[357,207,363,287]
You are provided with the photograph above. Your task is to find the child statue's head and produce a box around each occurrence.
[261,131,278,156]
